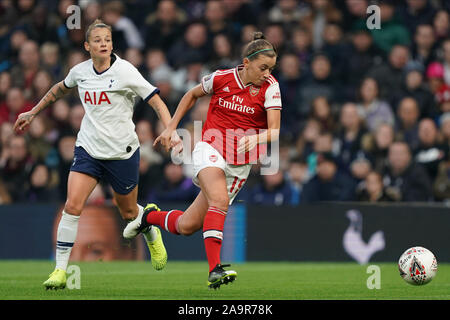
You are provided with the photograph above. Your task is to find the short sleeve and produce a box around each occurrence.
[264,82,282,110]
[201,72,216,94]
[127,63,159,102]
[63,67,77,89]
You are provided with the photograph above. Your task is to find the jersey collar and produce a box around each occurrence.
[234,64,252,89]
[93,53,117,75]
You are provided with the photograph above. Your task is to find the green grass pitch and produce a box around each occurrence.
[0,261,448,300]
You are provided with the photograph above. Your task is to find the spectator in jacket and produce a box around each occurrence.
[367,44,411,103]
[102,0,144,50]
[414,118,448,181]
[397,0,437,35]
[343,28,381,101]
[247,169,300,206]
[395,96,421,151]
[357,171,396,202]
[336,102,368,172]
[167,21,211,69]
[296,53,337,118]
[361,123,396,172]
[142,0,187,52]
[147,161,199,203]
[0,134,33,201]
[21,162,58,203]
[369,1,411,54]
[0,87,33,126]
[277,52,303,138]
[393,64,437,119]
[382,141,433,201]
[301,152,356,202]
[356,77,394,133]
[410,24,438,70]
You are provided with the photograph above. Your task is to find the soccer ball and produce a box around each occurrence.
[398,246,438,285]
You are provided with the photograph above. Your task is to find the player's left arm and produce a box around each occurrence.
[147,93,183,152]
[127,63,175,135]
[147,93,172,128]
[237,109,280,154]
[259,109,281,144]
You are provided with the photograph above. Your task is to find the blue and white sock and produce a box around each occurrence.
[55,211,80,271]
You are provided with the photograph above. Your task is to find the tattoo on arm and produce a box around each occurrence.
[36,82,69,115]
[49,91,57,100]
[57,84,66,97]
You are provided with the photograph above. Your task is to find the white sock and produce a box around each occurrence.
[138,204,157,243]
[55,211,80,271]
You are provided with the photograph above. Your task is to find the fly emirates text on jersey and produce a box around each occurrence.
[218,95,255,114]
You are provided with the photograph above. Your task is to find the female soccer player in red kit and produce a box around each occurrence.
[124,32,282,289]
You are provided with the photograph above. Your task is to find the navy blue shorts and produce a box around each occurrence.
[70,146,140,195]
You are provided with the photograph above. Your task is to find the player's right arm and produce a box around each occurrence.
[154,84,206,151]
[14,81,72,132]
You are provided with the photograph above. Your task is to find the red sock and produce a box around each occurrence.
[146,210,183,235]
[203,206,227,272]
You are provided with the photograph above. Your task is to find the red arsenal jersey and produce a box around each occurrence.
[200,65,282,165]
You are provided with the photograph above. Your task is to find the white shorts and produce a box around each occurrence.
[192,141,252,205]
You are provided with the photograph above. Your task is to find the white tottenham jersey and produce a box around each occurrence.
[64,54,159,160]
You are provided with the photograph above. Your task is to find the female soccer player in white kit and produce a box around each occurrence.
[14,20,177,290]
[123,32,282,289]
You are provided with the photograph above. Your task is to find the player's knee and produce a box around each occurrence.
[208,196,229,213]
[64,200,83,216]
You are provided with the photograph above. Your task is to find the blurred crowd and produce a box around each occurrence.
[1,0,450,206]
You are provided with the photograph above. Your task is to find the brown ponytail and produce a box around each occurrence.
[242,32,277,60]
[252,32,265,41]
